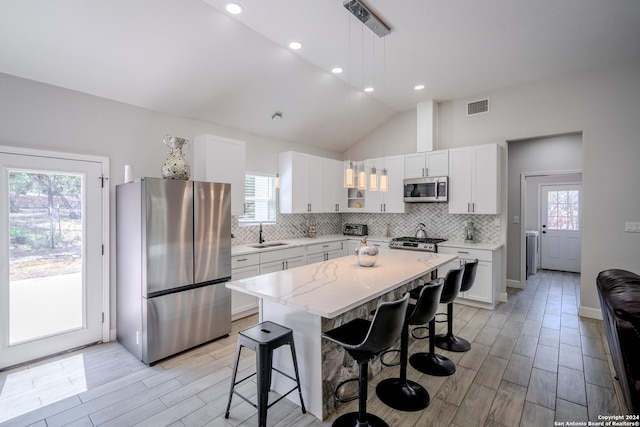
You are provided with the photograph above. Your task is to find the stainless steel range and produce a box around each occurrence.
[389,237,447,252]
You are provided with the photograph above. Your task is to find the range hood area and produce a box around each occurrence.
[416,99,438,153]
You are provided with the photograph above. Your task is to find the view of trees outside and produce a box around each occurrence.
[9,172,83,281]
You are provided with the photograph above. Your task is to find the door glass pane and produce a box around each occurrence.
[8,171,84,344]
[547,190,580,231]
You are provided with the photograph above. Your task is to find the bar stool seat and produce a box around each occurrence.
[225,321,305,427]
[322,293,409,427]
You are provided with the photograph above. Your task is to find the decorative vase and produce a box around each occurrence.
[161,135,191,180]
[355,237,379,267]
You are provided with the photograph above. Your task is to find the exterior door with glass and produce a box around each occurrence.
[540,184,582,272]
[0,149,106,369]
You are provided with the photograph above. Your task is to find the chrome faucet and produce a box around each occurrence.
[259,222,265,244]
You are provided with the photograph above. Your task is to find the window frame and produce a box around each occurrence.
[238,172,277,225]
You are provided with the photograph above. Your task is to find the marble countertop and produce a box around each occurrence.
[438,240,504,251]
[226,247,456,318]
[231,234,391,256]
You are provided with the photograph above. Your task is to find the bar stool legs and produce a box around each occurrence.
[225,321,305,427]
[434,302,472,352]
[376,321,431,411]
[409,318,456,376]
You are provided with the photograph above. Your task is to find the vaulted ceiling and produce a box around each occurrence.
[1,0,639,152]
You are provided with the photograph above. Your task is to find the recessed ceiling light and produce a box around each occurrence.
[414,84,425,91]
[225,3,243,14]
[331,67,343,74]
[364,87,374,93]
[288,41,302,50]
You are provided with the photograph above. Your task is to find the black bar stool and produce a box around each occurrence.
[322,293,409,427]
[409,267,463,376]
[376,278,444,411]
[435,259,479,352]
[225,321,306,427]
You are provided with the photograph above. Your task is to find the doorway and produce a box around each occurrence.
[540,184,582,272]
[0,147,109,370]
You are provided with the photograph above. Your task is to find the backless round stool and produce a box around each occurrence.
[322,293,409,427]
[435,259,479,352]
[409,267,463,376]
[225,321,306,427]
[376,278,444,411]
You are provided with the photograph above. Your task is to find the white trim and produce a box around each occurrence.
[498,292,508,303]
[579,305,603,320]
[0,145,111,344]
[507,279,524,289]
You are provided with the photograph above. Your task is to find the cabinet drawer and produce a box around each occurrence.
[259,246,306,263]
[307,240,344,255]
[231,253,260,268]
[438,246,492,262]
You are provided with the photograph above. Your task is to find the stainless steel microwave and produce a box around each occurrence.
[403,176,448,202]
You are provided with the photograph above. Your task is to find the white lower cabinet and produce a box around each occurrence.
[436,246,500,308]
[231,254,260,318]
[259,246,307,274]
[307,240,345,263]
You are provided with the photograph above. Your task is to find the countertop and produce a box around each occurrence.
[231,234,390,256]
[438,240,504,251]
[226,247,456,318]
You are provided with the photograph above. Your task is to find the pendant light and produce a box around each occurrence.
[369,166,378,191]
[343,13,355,189]
[380,37,389,193]
[357,161,367,190]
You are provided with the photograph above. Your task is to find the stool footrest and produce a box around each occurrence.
[380,348,401,367]
[333,377,360,403]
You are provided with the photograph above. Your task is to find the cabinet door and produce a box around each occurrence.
[285,256,306,270]
[231,265,259,315]
[193,135,246,215]
[448,148,473,214]
[463,260,493,303]
[307,155,324,212]
[381,155,407,213]
[405,153,426,178]
[259,260,284,274]
[307,253,326,264]
[426,150,448,177]
[471,144,499,214]
[322,158,344,212]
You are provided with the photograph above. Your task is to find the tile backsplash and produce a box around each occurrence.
[231,201,500,246]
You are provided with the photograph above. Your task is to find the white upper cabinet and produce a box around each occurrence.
[279,151,322,213]
[322,158,346,212]
[405,150,449,178]
[193,135,246,215]
[363,155,407,213]
[448,143,501,214]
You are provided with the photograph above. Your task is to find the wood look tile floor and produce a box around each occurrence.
[0,270,629,426]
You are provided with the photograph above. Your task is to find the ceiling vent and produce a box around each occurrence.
[467,98,490,116]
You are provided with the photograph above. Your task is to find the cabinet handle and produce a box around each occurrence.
[472,202,475,213]
[425,167,429,177]
[383,203,386,212]
[236,258,248,262]
[467,202,471,213]
[323,245,329,248]
[457,251,470,254]
[422,167,425,177]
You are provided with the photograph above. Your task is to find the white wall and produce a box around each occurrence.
[0,72,342,333]
[350,57,640,319]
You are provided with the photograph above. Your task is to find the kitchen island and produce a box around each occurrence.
[225,247,456,420]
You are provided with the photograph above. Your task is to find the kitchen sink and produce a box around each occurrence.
[248,242,289,249]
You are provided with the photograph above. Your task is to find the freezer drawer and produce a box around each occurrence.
[142,283,231,364]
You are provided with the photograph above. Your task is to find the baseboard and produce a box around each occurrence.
[232,306,259,321]
[498,292,508,303]
[579,306,603,320]
[109,328,117,342]
[507,279,524,289]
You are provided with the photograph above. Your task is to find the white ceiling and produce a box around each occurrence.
[1,0,639,153]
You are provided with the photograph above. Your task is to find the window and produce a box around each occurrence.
[239,173,276,224]
[546,190,580,230]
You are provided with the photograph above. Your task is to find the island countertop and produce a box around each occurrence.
[226,248,457,318]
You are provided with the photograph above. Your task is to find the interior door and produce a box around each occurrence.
[0,151,105,369]
[540,184,582,272]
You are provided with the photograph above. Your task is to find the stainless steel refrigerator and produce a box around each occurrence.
[116,177,232,364]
